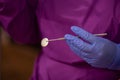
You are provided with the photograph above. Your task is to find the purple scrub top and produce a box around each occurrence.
[0,0,120,80]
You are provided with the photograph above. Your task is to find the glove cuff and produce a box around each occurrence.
[108,44,120,70]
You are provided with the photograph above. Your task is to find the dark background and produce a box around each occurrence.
[1,29,40,80]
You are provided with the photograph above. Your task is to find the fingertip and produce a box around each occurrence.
[71,26,79,31]
[64,34,71,39]
[64,34,76,40]
[71,26,83,33]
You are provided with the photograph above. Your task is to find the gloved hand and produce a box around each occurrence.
[64,26,120,70]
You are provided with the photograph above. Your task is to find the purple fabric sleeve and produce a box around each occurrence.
[0,0,40,44]
[115,0,120,23]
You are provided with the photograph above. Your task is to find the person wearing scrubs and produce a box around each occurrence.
[0,0,120,80]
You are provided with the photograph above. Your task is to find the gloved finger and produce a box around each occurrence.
[66,40,97,59]
[66,41,82,57]
[64,34,92,52]
[81,51,99,60]
[65,40,97,64]
[77,53,97,65]
[65,42,91,59]
[84,58,97,65]
[71,26,96,43]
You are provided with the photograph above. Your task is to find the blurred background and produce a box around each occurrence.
[1,28,40,80]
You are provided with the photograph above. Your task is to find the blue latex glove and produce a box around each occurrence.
[64,26,120,70]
